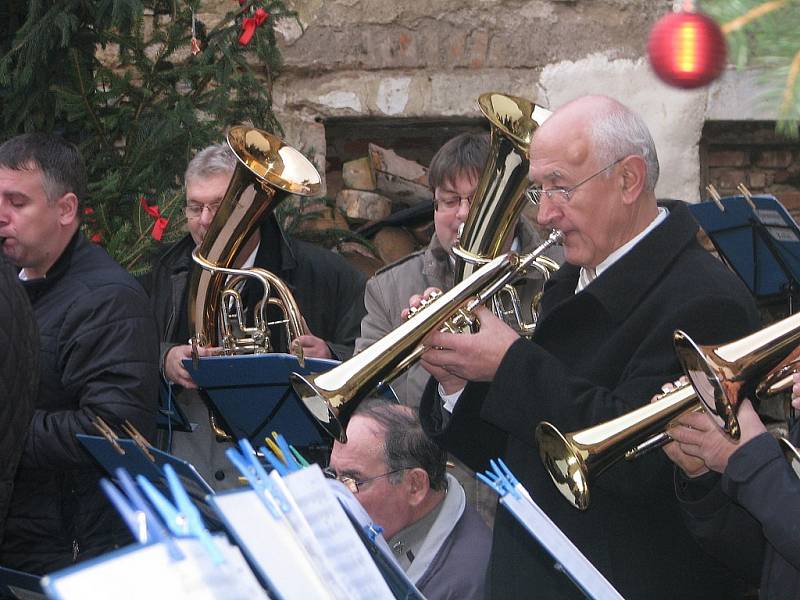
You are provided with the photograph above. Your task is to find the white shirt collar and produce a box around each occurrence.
[575,207,668,293]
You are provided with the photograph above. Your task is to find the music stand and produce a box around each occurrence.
[689,194,800,308]
[0,566,44,599]
[183,353,338,450]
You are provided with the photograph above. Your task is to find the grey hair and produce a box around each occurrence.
[352,397,448,492]
[184,143,237,186]
[590,108,660,193]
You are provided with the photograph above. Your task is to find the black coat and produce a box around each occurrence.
[0,256,37,546]
[678,422,800,599]
[0,232,159,575]
[140,216,367,362]
[420,201,761,599]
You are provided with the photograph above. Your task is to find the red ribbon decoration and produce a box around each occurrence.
[139,196,169,241]
[239,8,269,46]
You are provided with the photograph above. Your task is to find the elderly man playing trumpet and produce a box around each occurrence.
[414,95,761,599]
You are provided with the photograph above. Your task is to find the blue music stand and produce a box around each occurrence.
[689,194,800,303]
[183,353,338,449]
[0,566,44,599]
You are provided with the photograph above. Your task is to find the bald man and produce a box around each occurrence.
[415,96,760,599]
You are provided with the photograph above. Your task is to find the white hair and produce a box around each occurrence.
[184,143,237,186]
[590,108,660,193]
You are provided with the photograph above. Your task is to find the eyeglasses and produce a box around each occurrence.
[527,157,625,207]
[184,202,222,220]
[323,466,412,494]
[434,192,472,213]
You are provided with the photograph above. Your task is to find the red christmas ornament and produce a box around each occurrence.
[647,9,727,89]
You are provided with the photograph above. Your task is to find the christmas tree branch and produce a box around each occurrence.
[70,49,113,154]
[721,1,788,34]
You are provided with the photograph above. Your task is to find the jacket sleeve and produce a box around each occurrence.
[325,265,368,361]
[676,469,765,585]
[21,281,159,469]
[721,431,800,570]
[355,275,395,354]
[481,291,760,504]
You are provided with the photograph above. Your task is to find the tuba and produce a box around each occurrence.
[452,92,556,335]
[292,231,564,443]
[537,312,800,510]
[187,126,321,357]
[186,126,321,440]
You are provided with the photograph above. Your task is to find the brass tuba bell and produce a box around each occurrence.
[187,126,321,357]
[537,312,800,510]
[186,126,321,441]
[452,92,555,335]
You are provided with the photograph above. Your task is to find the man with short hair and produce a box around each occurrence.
[328,398,491,600]
[417,96,761,598]
[356,132,561,407]
[142,143,366,487]
[0,133,159,574]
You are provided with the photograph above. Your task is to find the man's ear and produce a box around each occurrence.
[619,155,647,205]
[405,468,431,506]
[57,192,79,226]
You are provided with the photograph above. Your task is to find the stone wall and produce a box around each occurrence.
[198,0,779,204]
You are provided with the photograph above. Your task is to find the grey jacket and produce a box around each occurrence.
[356,217,562,408]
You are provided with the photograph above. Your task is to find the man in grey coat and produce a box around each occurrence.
[356,132,561,408]
[328,398,491,600]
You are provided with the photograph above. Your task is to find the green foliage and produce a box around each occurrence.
[700,0,800,137]
[0,0,296,271]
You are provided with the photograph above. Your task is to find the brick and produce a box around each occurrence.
[709,168,749,192]
[748,171,767,189]
[756,150,794,168]
[706,150,749,167]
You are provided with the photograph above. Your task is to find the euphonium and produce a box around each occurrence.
[452,92,555,335]
[537,312,800,510]
[187,125,321,356]
[186,126,321,440]
[292,230,564,443]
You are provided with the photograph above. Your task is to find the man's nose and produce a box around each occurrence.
[199,206,216,227]
[455,197,472,222]
[536,195,561,228]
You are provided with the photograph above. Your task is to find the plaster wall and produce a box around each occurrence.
[200,0,773,202]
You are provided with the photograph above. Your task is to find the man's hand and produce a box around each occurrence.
[295,334,332,359]
[652,378,708,477]
[163,344,216,389]
[420,306,519,384]
[666,398,766,475]
[792,372,800,411]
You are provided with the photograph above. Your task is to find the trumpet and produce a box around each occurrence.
[291,230,564,443]
[537,312,800,510]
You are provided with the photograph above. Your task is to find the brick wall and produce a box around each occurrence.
[700,121,800,220]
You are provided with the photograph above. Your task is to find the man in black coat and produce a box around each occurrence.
[140,143,366,487]
[415,96,761,599]
[0,255,37,548]
[0,134,159,574]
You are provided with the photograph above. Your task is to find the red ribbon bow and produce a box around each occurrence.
[140,196,169,241]
[239,8,269,46]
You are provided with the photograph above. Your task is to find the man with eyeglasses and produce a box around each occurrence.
[327,398,491,600]
[141,143,366,487]
[415,96,760,599]
[356,132,561,408]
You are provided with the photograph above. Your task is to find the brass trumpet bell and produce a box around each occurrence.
[674,311,800,439]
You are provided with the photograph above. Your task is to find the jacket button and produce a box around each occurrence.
[214,470,226,481]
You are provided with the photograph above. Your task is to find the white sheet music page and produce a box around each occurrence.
[210,489,334,600]
[43,536,268,600]
[281,465,394,600]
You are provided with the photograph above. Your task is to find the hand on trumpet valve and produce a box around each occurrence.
[402,287,442,321]
[420,306,519,387]
[661,397,766,477]
[792,373,800,410]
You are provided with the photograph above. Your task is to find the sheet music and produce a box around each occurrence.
[502,492,624,600]
[281,465,395,600]
[42,536,268,600]
[210,490,335,600]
